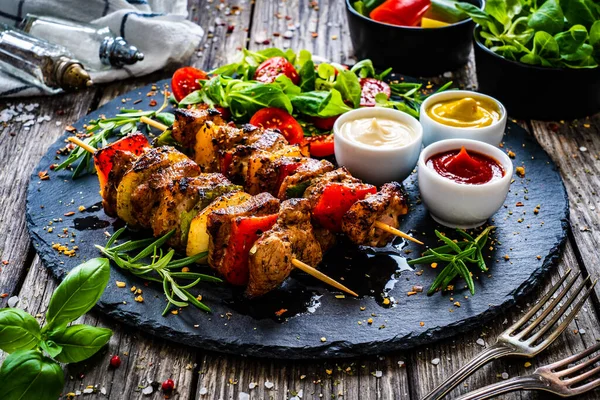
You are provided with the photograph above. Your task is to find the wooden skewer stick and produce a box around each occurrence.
[374,221,424,245]
[68,135,359,297]
[292,259,358,297]
[67,136,97,154]
[140,116,168,131]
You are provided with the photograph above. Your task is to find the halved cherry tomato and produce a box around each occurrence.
[360,78,391,107]
[249,108,304,145]
[306,134,334,157]
[171,67,208,102]
[310,115,340,131]
[254,57,300,85]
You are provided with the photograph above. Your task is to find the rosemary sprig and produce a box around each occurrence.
[55,89,172,179]
[408,226,495,296]
[96,227,222,316]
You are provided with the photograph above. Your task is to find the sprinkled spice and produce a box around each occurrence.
[116,281,126,288]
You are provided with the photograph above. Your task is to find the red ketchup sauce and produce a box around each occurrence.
[426,147,504,185]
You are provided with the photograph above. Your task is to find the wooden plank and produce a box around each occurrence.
[0,89,97,308]
[529,115,600,302]
[249,0,354,62]
[407,239,600,400]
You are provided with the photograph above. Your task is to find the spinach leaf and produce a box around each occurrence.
[156,112,175,127]
[535,31,561,60]
[178,90,204,106]
[228,83,293,119]
[528,0,564,35]
[486,0,511,27]
[290,89,353,117]
[333,69,362,108]
[555,24,589,54]
[591,20,600,57]
[490,44,522,60]
[275,75,301,96]
[49,325,112,363]
[297,50,316,92]
[0,309,41,353]
[562,0,599,29]
[0,350,64,400]
[456,3,502,36]
[44,258,110,331]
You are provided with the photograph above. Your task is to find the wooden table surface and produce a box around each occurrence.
[1,1,599,399]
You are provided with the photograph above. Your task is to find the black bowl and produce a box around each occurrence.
[474,27,600,120]
[345,0,481,76]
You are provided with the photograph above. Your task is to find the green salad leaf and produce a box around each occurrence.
[458,0,600,69]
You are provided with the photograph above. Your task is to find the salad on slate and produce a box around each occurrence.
[169,48,451,158]
[352,0,470,28]
[458,0,600,69]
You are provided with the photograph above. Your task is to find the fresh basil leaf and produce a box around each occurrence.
[333,69,362,108]
[178,90,204,106]
[45,258,110,331]
[457,3,502,36]
[49,324,112,363]
[0,309,41,353]
[39,340,63,358]
[228,83,293,120]
[528,0,564,35]
[0,350,64,400]
[290,89,353,117]
[155,112,175,127]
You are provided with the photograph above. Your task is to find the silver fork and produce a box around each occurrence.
[421,269,597,400]
[455,342,600,400]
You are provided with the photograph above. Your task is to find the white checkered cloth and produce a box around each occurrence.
[0,0,203,97]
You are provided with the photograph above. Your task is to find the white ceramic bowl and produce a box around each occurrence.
[418,138,513,229]
[420,90,507,147]
[333,107,423,186]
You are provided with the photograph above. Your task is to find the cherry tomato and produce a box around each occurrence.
[310,115,340,131]
[306,134,334,157]
[171,67,208,102]
[360,78,391,107]
[254,57,300,85]
[249,108,304,145]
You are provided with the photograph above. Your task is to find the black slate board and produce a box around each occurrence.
[26,79,569,359]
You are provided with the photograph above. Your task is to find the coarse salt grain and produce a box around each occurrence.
[141,385,153,395]
[265,381,274,389]
[501,372,509,379]
[199,387,208,395]
[373,370,383,378]
[7,296,19,308]
[239,392,249,400]
[476,338,486,347]
[431,358,440,365]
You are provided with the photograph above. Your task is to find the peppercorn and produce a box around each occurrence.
[162,379,175,393]
[110,355,121,368]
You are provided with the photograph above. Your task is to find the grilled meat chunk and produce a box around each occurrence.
[150,174,235,249]
[116,147,196,226]
[130,157,201,228]
[278,159,335,199]
[101,150,137,217]
[247,198,323,298]
[342,182,408,247]
[207,193,280,281]
[172,107,226,149]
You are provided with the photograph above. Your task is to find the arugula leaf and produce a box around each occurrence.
[44,258,110,331]
[0,350,64,400]
[0,309,41,353]
[50,325,112,363]
[290,89,353,117]
[528,0,564,36]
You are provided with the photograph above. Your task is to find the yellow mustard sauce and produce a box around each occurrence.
[427,97,501,128]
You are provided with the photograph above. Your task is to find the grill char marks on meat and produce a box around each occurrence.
[102,150,137,217]
[277,159,335,199]
[342,182,408,247]
[247,198,323,298]
[151,173,235,249]
[207,193,281,282]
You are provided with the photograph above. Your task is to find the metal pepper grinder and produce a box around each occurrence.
[21,15,144,71]
[0,24,92,93]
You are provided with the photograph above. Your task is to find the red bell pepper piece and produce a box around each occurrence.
[370,0,431,27]
[275,161,302,194]
[94,133,150,196]
[220,214,279,286]
[220,151,233,175]
[312,182,377,232]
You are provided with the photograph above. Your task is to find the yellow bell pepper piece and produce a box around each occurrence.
[421,17,450,28]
